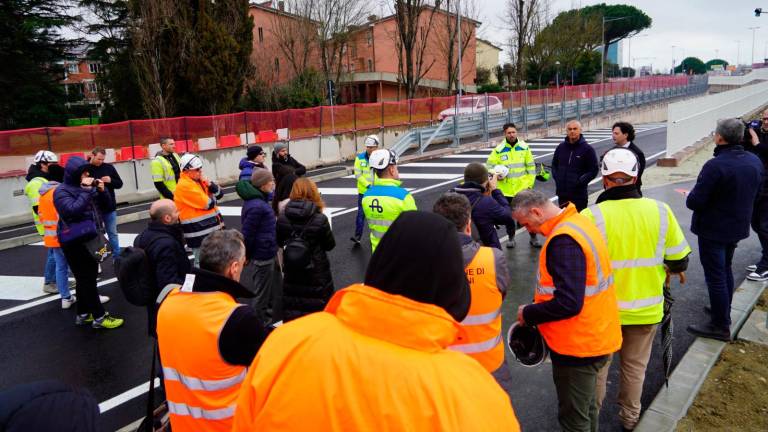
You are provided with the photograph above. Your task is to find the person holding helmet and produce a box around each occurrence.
[507,322,548,367]
[486,123,540,249]
[433,193,513,391]
[151,137,182,199]
[361,149,416,252]
[350,135,380,245]
[581,148,690,431]
[25,150,65,294]
[511,189,621,432]
[174,154,224,264]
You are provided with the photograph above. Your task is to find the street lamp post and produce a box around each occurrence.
[749,26,760,66]
[671,45,676,74]
[555,61,560,91]
[736,40,742,66]
[601,16,630,99]
[456,0,462,95]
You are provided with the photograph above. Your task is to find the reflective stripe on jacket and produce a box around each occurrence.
[353,151,374,194]
[361,177,417,252]
[582,198,691,325]
[231,284,520,431]
[24,176,47,235]
[151,153,181,196]
[157,287,246,432]
[486,139,535,197]
[38,185,60,248]
[174,173,223,248]
[535,204,622,357]
[449,246,504,372]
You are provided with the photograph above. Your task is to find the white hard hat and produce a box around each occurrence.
[492,164,510,179]
[33,150,58,164]
[364,135,380,147]
[601,148,638,177]
[180,153,203,171]
[369,149,397,170]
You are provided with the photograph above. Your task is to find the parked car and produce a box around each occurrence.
[438,95,504,120]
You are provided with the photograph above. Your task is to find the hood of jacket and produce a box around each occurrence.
[63,157,89,186]
[38,181,60,196]
[25,164,48,182]
[238,157,252,171]
[284,199,319,223]
[187,267,254,299]
[562,134,588,147]
[236,179,267,201]
[453,181,485,196]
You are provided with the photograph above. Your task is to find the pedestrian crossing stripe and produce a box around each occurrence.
[343,173,463,180]
[0,276,74,301]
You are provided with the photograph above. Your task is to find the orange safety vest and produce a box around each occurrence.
[38,186,60,248]
[449,247,504,372]
[535,204,622,357]
[157,287,247,432]
[174,172,223,248]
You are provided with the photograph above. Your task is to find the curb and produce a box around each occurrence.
[635,279,767,431]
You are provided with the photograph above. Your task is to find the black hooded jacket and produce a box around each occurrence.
[272,151,306,177]
[551,134,599,201]
[276,200,335,321]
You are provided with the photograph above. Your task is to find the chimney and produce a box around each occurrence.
[367,14,378,22]
[278,1,284,11]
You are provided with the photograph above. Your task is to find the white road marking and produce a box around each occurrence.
[401,162,474,168]
[99,378,160,414]
[0,276,72,301]
[0,277,119,318]
[343,173,463,180]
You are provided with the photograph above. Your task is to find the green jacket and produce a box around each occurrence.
[486,138,535,198]
[362,177,417,252]
[24,176,48,235]
[353,151,374,194]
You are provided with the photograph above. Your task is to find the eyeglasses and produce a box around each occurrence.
[762,118,768,120]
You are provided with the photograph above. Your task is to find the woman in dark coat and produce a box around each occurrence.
[276,178,335,321]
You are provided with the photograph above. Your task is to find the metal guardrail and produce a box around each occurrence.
[391,78,709,158]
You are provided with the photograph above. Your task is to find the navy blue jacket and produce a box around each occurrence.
[0,380,98,432]
[87,162,123,213]
[238,158,267,182]
[237,180,277,261]
[53,157,109,238]
[551,135,599,202]
[452,182,516,249]
[687,144,764,243]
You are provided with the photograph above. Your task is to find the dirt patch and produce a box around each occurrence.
[676,340,768,432]
[756,288,768,311]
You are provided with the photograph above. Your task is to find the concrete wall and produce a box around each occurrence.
[708,68,768,86]
[667,80,768,156]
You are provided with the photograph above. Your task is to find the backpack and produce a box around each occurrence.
[115,237,161,306]
[470,196,483,243]
[282,216,315,272]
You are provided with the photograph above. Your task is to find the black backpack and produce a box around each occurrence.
[115,238,161,306]
[282,217,314,272]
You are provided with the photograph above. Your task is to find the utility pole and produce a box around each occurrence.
[736,40,741,65]
[456,0,462,95]
[749,26,760,66]
[671,45,676,74]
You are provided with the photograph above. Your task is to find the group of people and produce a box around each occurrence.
[18,114,767,432]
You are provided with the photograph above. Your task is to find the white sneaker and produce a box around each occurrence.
[746,270,768,282]
[99,295,110,304]
[61,295,77,309]
[42,283,58,294]
[98,264,102,274]
[746,264,758,272]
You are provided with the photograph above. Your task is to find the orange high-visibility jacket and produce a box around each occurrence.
[174,172,222,248]
[233,284,520,432]
[449,246,505,372]
[535,204,622,357]
[157,287,247,432]
[38,185,60,248]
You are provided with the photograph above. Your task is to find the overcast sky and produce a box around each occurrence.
[473,0,768,71]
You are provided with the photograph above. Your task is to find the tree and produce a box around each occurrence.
[0,0,81,129]
[393,0,442,99]
[493,65,505,87]
[267,0,318,81]
[434,0,478,93]
[674,57,706,75]
[507,0,548,89]
[475,67,491,86]
[580,3,651,82]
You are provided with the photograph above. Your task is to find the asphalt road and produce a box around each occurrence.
[0,123,760,431]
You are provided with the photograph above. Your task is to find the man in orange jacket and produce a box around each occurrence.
[233,211,520,431]
[511,189,622,432]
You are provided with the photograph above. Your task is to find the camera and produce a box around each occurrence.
[741,119,761,145]
[92,179,102,187]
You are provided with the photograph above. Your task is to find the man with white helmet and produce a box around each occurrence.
[486,123,539,249]
[173,153,224,264]
[362,149,416,252]
[351,135,380,245]
[25,150,65,293]
[581,148,690,431]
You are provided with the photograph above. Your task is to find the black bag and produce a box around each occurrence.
[116,237,161,306]
[282,217,314,272]
[59,204,111,263]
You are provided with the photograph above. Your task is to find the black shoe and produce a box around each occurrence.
[529,238,542,248]
[350,236,361,246]
[506,238,516,249]
[686,323,731,341]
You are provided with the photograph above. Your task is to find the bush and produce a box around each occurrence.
[478,83,504,94]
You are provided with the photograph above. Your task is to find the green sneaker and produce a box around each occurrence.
[92,313,124,329]
[75,314,94,326]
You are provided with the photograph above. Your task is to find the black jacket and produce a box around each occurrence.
[0,380,98,432]
[87,162,123,213]
[272,151,306,177]
[452,182,516,249]
[276,200,335,321]
[135,221,191,336]
[746,127,768,195]
[552,134,599,202]
[687,144,764,243]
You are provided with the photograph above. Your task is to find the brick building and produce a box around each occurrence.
[60,46,103,116]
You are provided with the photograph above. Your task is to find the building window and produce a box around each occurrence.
[67,63,78,74]
[274,58,280,75]
[366,29,373,46]
[88,63,100,73]
[87,82,98,93]
[367,59,373,72]
[258,27,263,43]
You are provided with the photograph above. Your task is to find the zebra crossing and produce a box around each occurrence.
[0,123,666,305]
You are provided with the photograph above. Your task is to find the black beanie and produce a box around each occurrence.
[364,211,471,322]
[464,162,488,185]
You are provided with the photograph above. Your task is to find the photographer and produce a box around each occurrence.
[452,163,517,250]
[745,111,768,281]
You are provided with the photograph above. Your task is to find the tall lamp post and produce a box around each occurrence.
[456,0,462,95]
[671,45,676,74]
[601,15,629,99]
[748,26,760,66]
[736,40,742,66]
[555,61,560,91]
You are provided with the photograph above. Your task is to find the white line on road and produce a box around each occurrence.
[0,277,119,318]
[99,378,160,413]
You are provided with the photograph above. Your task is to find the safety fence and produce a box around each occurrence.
[0,76,689,175]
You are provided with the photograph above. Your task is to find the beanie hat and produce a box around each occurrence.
[464,162,489,185]
[246,145,265,160]
[250,168,274,188]
[274,142,288,152]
